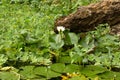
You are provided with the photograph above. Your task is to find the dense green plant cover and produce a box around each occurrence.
[0,0,120,80]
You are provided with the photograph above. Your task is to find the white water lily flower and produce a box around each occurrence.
[57,26,65,32]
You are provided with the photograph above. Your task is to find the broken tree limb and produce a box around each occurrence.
[54,0,120,33]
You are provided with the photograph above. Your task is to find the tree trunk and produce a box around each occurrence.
[54,0,120,34]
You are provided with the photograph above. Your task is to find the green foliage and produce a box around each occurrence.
[51,63,65,73]
[50,34,64,50]
[64,32,79,45]
[0,71,20,80]
[0,0,120,80]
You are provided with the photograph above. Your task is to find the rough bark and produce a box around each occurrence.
[54,0,120,34]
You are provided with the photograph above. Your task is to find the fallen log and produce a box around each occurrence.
[54,0,120,34]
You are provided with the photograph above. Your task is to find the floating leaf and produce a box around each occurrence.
[47,68,61,79]
[50,63,65,73]
[98,71,115,80]
[69,75,88,80]
[19,66,36,79]
[34,66,47,77]
[64,64,81,73]
[81,65,108,76]
[0,71,20,80]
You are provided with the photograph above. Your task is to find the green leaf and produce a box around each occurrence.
[50,34,64,49]
[98,71,116,80]
[64,64,81,73]
[71,54,83,64]
[64,32,78,45]
[34,66,61,79]
[47,68,61,79]
[113,72,120,80]
[20,52,29,62]
[50,63,65,73]
[0,54,8,65]
[19,66,36,79]
[34,66,47,77]
[69,75,88,80]
[0,71,20,80]
[81,65,108,76]
[58,56,71,63]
